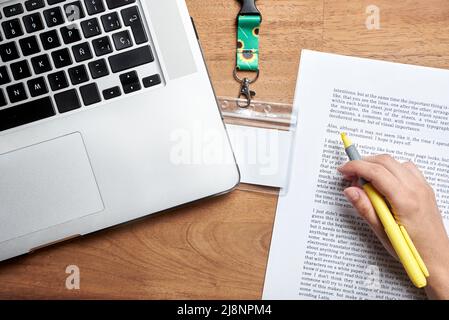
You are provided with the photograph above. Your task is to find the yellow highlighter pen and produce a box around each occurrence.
[340,133,429,288]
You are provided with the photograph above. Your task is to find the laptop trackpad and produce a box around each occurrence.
[0,133,104,243]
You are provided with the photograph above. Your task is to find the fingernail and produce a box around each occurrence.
[344,188,359,203]
[337,165,344,172]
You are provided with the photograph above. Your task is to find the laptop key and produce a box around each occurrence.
[0,66,11,85]
[43,7,65,28]
[51,48,73,68]
[108,45,153,73]
[54,88,81,113]
[88,58,109,78]
[142,74,161,88]
[0,41,20,62]
[68,65,89,85]
[102,86,121,100]
[119,70,138,84]
[23,13,44,33]
[72,42,93,62]
[80,83,101,106]
[0,89,6,107]
[0,96,55,132]
[27,76,49,97]
[112,30,132,50]
[2,19,24,39]
[25,0,45,12]
[40,29,61,50]
[106,0,135,10]
[119,70,140,94]
[19,36,40,56]
[92,36,112,56]
[122,81,140,94]
[101,12,120,32]
[121,6,147,44]
[31,54,52,74]
[60,25,82,44]
[81,18,101,38]
[7,82,28,103]
[48,0,67,5]
[48,70,69,91]
[10,60,32,81]
[84,0,105,15]
[3,3,24,18]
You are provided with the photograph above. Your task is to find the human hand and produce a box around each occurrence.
[338,155,449,300]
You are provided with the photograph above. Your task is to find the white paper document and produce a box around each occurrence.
[263,50,449,300]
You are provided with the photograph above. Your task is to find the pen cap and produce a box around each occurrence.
[345,145,362,161]
[345,145,368,185]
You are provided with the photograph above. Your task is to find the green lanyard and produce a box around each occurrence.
[234,0,261,107]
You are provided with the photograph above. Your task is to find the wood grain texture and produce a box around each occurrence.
[0,191,277,299]
[2,0,449,299]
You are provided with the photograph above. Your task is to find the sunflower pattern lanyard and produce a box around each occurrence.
[234,0,262,107]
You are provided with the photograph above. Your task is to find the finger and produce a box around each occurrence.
[338,160,402,201]
[344,187,382,234]
[341,173,356,181]
[339,169,357,184]
[343,187,396,258]
[364,155,415,183]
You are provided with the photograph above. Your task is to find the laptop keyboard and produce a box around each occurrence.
[0,0,163,132]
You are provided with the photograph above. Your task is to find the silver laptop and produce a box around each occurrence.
[0,0,239,261]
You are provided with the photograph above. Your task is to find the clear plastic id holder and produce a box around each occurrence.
[217,96,297,195]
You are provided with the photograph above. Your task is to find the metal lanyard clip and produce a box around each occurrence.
[234,69,259,108]
[238,78,256,108]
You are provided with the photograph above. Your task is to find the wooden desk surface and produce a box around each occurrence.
[2,0,449,299]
